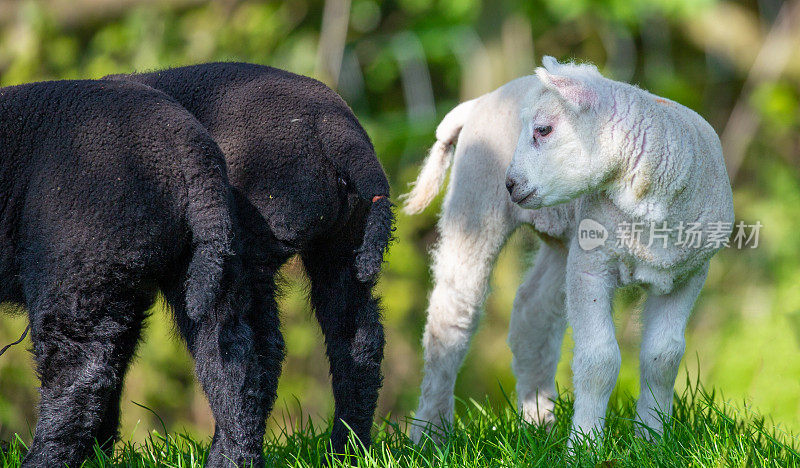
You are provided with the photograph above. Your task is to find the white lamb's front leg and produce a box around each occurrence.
[636,264,708,437]
[565,246,620,444]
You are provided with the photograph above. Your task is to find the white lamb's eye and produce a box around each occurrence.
[535,125,552,137]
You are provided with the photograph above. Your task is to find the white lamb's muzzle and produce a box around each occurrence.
[505,167,544,209]
[516,189,544,209]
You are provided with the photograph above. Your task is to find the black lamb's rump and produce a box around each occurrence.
[107,62,393,281]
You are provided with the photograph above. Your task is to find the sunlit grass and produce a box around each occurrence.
[2,378,797,467]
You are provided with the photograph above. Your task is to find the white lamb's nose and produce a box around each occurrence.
[505,176,517,195]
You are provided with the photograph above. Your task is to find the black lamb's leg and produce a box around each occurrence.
[22,282,147,467]
[302,245,385,456]
[234,204,287,436]
[94,384,125,454]
[166,252,284,468]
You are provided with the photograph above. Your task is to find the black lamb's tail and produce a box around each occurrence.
[346,142,394,283]
[354,194,394,283]
[181,132,237,321]
[318,106,395,283]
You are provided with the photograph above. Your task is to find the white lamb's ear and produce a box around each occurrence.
[541,55,560,70]
[535,58,598,111]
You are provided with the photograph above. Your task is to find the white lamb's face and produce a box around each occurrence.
[506,93,593,209]
[506,57,607,210]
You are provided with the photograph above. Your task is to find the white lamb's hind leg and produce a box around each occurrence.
[410,210,513,443]
[565,247,620,445]
[508,243,567,427]
[410,186,515,444]
[636,264,708,438]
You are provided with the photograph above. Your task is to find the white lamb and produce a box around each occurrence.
[402,56,734,444]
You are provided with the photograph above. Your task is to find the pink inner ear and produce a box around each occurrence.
[548,75,597,110]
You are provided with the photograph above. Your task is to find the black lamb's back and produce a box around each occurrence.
[0,79,233,316]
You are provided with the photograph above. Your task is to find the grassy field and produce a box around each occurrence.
[2,380,797,468]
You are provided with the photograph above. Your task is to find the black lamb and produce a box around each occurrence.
[0,79,276,467]
[107,62,394,453]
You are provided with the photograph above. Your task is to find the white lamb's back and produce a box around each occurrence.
[591,74,734,284]
[640,85,733,227]
[597,73,732,222]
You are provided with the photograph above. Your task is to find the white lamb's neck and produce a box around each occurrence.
[599,82,688,223]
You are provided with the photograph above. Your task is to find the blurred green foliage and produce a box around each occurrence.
[0,0,798,446]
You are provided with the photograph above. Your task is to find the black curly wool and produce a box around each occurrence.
[0,80,271,467]
[108,63,394,454]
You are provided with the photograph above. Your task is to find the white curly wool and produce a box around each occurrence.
[404,57,734,445]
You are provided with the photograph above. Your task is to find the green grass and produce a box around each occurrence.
[2,380,798,467]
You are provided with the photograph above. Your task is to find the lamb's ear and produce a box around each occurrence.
[535,65,598,112]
